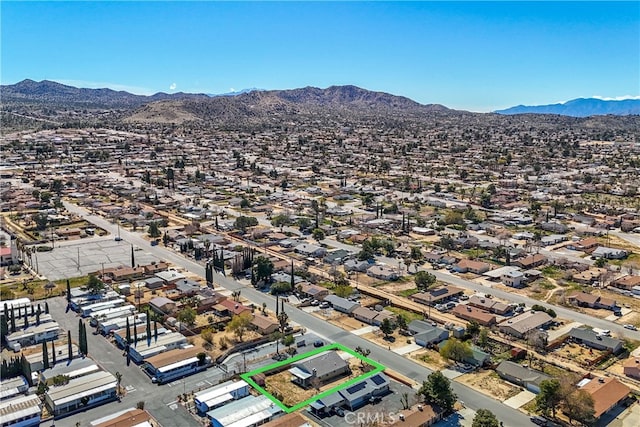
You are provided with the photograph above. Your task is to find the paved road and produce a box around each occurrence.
[319,236,640,341]
[62,201,535,426]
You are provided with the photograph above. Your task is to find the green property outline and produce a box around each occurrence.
[240,342,386,413]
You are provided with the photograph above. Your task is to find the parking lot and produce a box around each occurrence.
[31,238,162,280]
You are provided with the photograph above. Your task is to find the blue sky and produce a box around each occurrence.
[2,1,638,112]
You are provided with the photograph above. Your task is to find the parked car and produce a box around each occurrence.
[114,236,122,241]
[334,407,345,417]
[623,324,637,331]
[319,302,330,309]
[314,340,324,347]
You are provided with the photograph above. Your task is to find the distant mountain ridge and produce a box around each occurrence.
[1,79,208,108]
[126,84,452,125]
[495,98,640,117]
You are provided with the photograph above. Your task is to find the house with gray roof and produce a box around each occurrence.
[568,328,623,354]
[294,243,327,258]
[289,351,350,388]
[323,295,360,314]
[496,361,551,393]
[408,320,449,347]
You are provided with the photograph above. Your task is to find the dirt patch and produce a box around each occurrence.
[411,349,450,371]
[378,281,416,294]
[360,330,412,350]
[332,315,369,331]
[552,342,608,368]
[456,369,521,401]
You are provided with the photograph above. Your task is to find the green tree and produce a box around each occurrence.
[282,334,295,348]
[439,338,472,363]
[564,389,595,426]
[177,306,197,327]
[270,281,292,295]
[395,314,407,331]
[535,379,562,418]
[226,312,252,342]
[414,270,436,290]
[271,214,291,231]
[472,409,500,427]
[312,228,325,242]
[333,285,353,298]
[148,221,161,238]
[254,256,274,283]
[42,341,49,370]
[85,274,104,295]
[418,371,457,413]
[380,318,395,338]
[234,215,258,233]
[354,346,371,367]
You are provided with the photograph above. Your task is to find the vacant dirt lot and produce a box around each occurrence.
[457,369,521,401]
[361,329,412,350]
[553,342,608,367]
[410,349,449,371]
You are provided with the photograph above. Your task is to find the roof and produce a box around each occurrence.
[390,404,439,427]
[352,306,379,321]
[261,412,313,427]
[568,292,599,305]
[293,350,349,379]
[206,395,282,427]
[496,361,550,387]
[323,295,360,312]
[40,358,99,383]
[0,394,41,425]
[195,380,249,405]
[148,296,174,308]
[498,311,553,335]
[451,305,496,324]
[251,314,279,330]
[92,408,152,427]
[568,328,623,351]
[46,371,117,406]
[580,377,630,418]
[145,346,203,369]
[483,265,521,279]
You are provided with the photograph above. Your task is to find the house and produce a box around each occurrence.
[4,321,60,350]
[410,285,464,306]
[0,375,29,400]
[91,408,156,427]
[366,264,399,281]
[568,328,623,353]
[215,299,251,317]
[592,246,628,260]
[323,295,360,314]
[496,361,551,393]
[294,243,327,258]
[611,275,640,291]
[207,395,282,427]
[344,259,371,272]
[452,259,491,274]
[352,307,394,326]
[289,351,350,388]
[540,234,568,246]
[579,377,631,420]
[0,394,41,427]
[299,283,329,301]
[143,347,209,385]
[623,357,640,379]
[175,279,202,296]
[250,314,279,335]
[390,404,442,427]
[323,249,351,265]
[44,370,117,416]
[569,237,600,251]
[502,270,525,288]
[338,372,390,410]
[498,311,553,339]
[451,305,496,326]
[155,270,187,285]
[483,265,521,281]
[127,332,188,363]
[408,320,449,347]
[148,296,177,315]
[567,292,617,310]
[438,341,490,366]
[467,295,512,315]
[513,254,547,269]
[261,413,314,427]
[308,391,346,415]
[194,380,250,414]
[39,358,100,386]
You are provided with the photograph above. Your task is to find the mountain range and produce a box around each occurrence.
[494,98,640,117]
[2,79,638,121]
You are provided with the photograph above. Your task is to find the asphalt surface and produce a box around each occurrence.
[61,201,536,427]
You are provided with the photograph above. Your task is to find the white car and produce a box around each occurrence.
[623,324,637,331]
